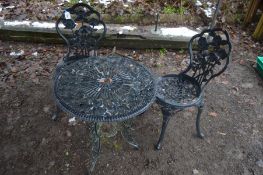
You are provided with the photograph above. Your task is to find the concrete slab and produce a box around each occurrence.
[0,20,202,49]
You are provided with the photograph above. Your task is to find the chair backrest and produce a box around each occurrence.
[185,28,232,89]
[56,3,106,59]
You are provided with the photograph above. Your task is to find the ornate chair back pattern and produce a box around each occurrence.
[56,3,106,59]
[185,28,232,90]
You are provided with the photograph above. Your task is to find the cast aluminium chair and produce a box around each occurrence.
[52,3,106,120]
[55,3,106,61]
[155,28,232,150]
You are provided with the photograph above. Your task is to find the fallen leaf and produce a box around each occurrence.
[10,67,18,73]
[193,169,199,174]
[32,77,40,84]
[209,112,218,117]
[232,86,239,92]
[239,59,245,65]
[66,130,72,137]
[0,62,7,68]
[188,107,195,113]
[221,80,229,85]
[217,132,227,136]
[241,83,253,89]
[43,106,50,113]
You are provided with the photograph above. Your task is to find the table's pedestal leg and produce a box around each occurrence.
[120,120,139,149]
[87,121,138,174]
[89,122,101,173]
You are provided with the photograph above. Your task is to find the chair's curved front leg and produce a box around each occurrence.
[196,100,205,138]
[155,107,172,150]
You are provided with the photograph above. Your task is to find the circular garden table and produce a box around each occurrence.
[52,55,156,172]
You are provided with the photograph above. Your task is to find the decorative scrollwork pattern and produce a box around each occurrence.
[56,3,106,58]
[188,28,232,87]
[54,56,156,122]
[157,75,201,106]
[156,28,231,107]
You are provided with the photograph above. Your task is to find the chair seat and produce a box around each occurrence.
[156,74,202,107]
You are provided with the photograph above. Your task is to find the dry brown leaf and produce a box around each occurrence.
[32,77,40,84]
[221,80,229,85]
[209,112,218,117]
[10,67,18,73]
[239,59,246,65]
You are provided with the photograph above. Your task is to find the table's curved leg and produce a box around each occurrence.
[120,120,139,150]
[52,105,61,121]
[89,122,101,173]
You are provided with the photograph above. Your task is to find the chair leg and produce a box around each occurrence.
[196,105,205,138]
[155,108,171,150]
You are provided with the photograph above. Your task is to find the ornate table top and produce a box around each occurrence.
[53,55,156,122]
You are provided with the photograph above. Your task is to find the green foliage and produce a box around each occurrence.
[115,16,124,23]
[101,136,111,145]
[234,13,244,24]
[69,0,78,5]
[113,141,122,151]
[179,49,185,54]
[163,5,185,15]
[178,6,185,15]
[159,48,167,56]
[163,6,177,14]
